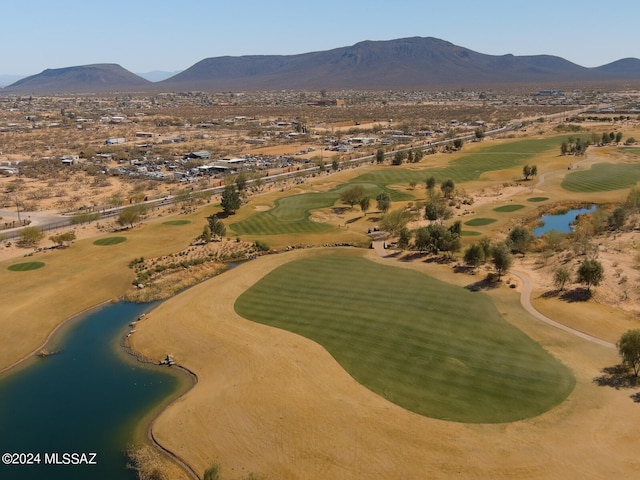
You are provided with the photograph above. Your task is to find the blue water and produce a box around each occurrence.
[0,302,181,480]
[534,205,597,237]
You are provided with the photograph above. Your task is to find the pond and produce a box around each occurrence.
[0,302,183,480]
[534,205,597,237]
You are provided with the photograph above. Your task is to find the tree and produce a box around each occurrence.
[626,186,640,212]
[397,227,412,249]
[392,151,405,165]
[601,132,610,145]
[615,131,623,143]
[221,184,241,215]
[339,185,366,209]
[331,159,339,171]
[206,215,226,239]
[463,243,484,268]
[607,206,627,231]
[203,464,221,480]
[376,192,391,213]
[425,175,436,191]
[453,138,464,150]
[576,259,604,292]
[359,196,371,216]
[508,226,533,256]
[235,172,248,192]
[424,199,452,224]
[523,164,537,180]
[380,209,413,235]
[376,148,385,164]
[18,226,44,247]
[440,178,455,199]
[474,128,486,141]
[491,243,513,280]
[49,230,76,248]
[199,224,212,243]
[617,329,640,377]
[553,266,571,291]
[117,204,147,228]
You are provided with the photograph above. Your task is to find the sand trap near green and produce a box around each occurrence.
[235,255,574,423]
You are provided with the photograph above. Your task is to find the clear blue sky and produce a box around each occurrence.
[2,0,639,75]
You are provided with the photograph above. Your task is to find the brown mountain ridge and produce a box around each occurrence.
[4,37,640,94]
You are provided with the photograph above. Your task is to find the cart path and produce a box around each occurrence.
[372,240,615,349]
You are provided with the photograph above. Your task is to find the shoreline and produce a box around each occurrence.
[0,298,115,378]
[0,296,201,480]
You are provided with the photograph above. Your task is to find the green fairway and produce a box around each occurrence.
[7,261,45,272]
[162,220,191,226]
[355,137,565,186]
[527,197,549,202]
[230,138,566,237]
[493,204,525,212]
[460,230,482,236]
[235,255,574,423]
[561,163,640,192]
[93,236,127,246]
[230,183,409,236]
[464,218,497,226]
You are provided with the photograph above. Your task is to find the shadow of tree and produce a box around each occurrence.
[541,289,560,299]
[560,287,592,302]
[400,252,427,262]
[465,274,500,292]
[593,364,640,389]
[453,265,476,274]
[423,256,455,265]
[631,391,640,403]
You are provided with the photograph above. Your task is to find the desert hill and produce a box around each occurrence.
[3,63,151,94]
[4,37,640,93]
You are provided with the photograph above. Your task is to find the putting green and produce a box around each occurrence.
[493,204,525,212]
[464,218,497,226]
[93,237,127,246]
[7,261,45,272]
[235,255,574,423]
[561,163,640,192]
[460,230,482,236]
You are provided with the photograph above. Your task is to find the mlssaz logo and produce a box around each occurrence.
[44,452,97,465]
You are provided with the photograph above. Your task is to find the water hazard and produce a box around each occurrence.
[0,302,181,480]
[533,205,596,237]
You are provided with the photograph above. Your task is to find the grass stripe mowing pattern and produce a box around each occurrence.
[231,183,409,236]
[355,137,566,186]
[561,163,640,192]
[235,255,574,423]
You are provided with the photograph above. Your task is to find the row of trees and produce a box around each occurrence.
[339,185,392,216]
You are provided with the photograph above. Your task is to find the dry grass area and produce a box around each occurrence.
[126,444,190,480]
[2,96,640,478]
[130,248,639,480]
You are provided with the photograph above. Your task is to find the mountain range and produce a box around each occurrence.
[3,37,640,94]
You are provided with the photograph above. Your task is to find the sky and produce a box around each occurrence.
[2,0,639,75]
